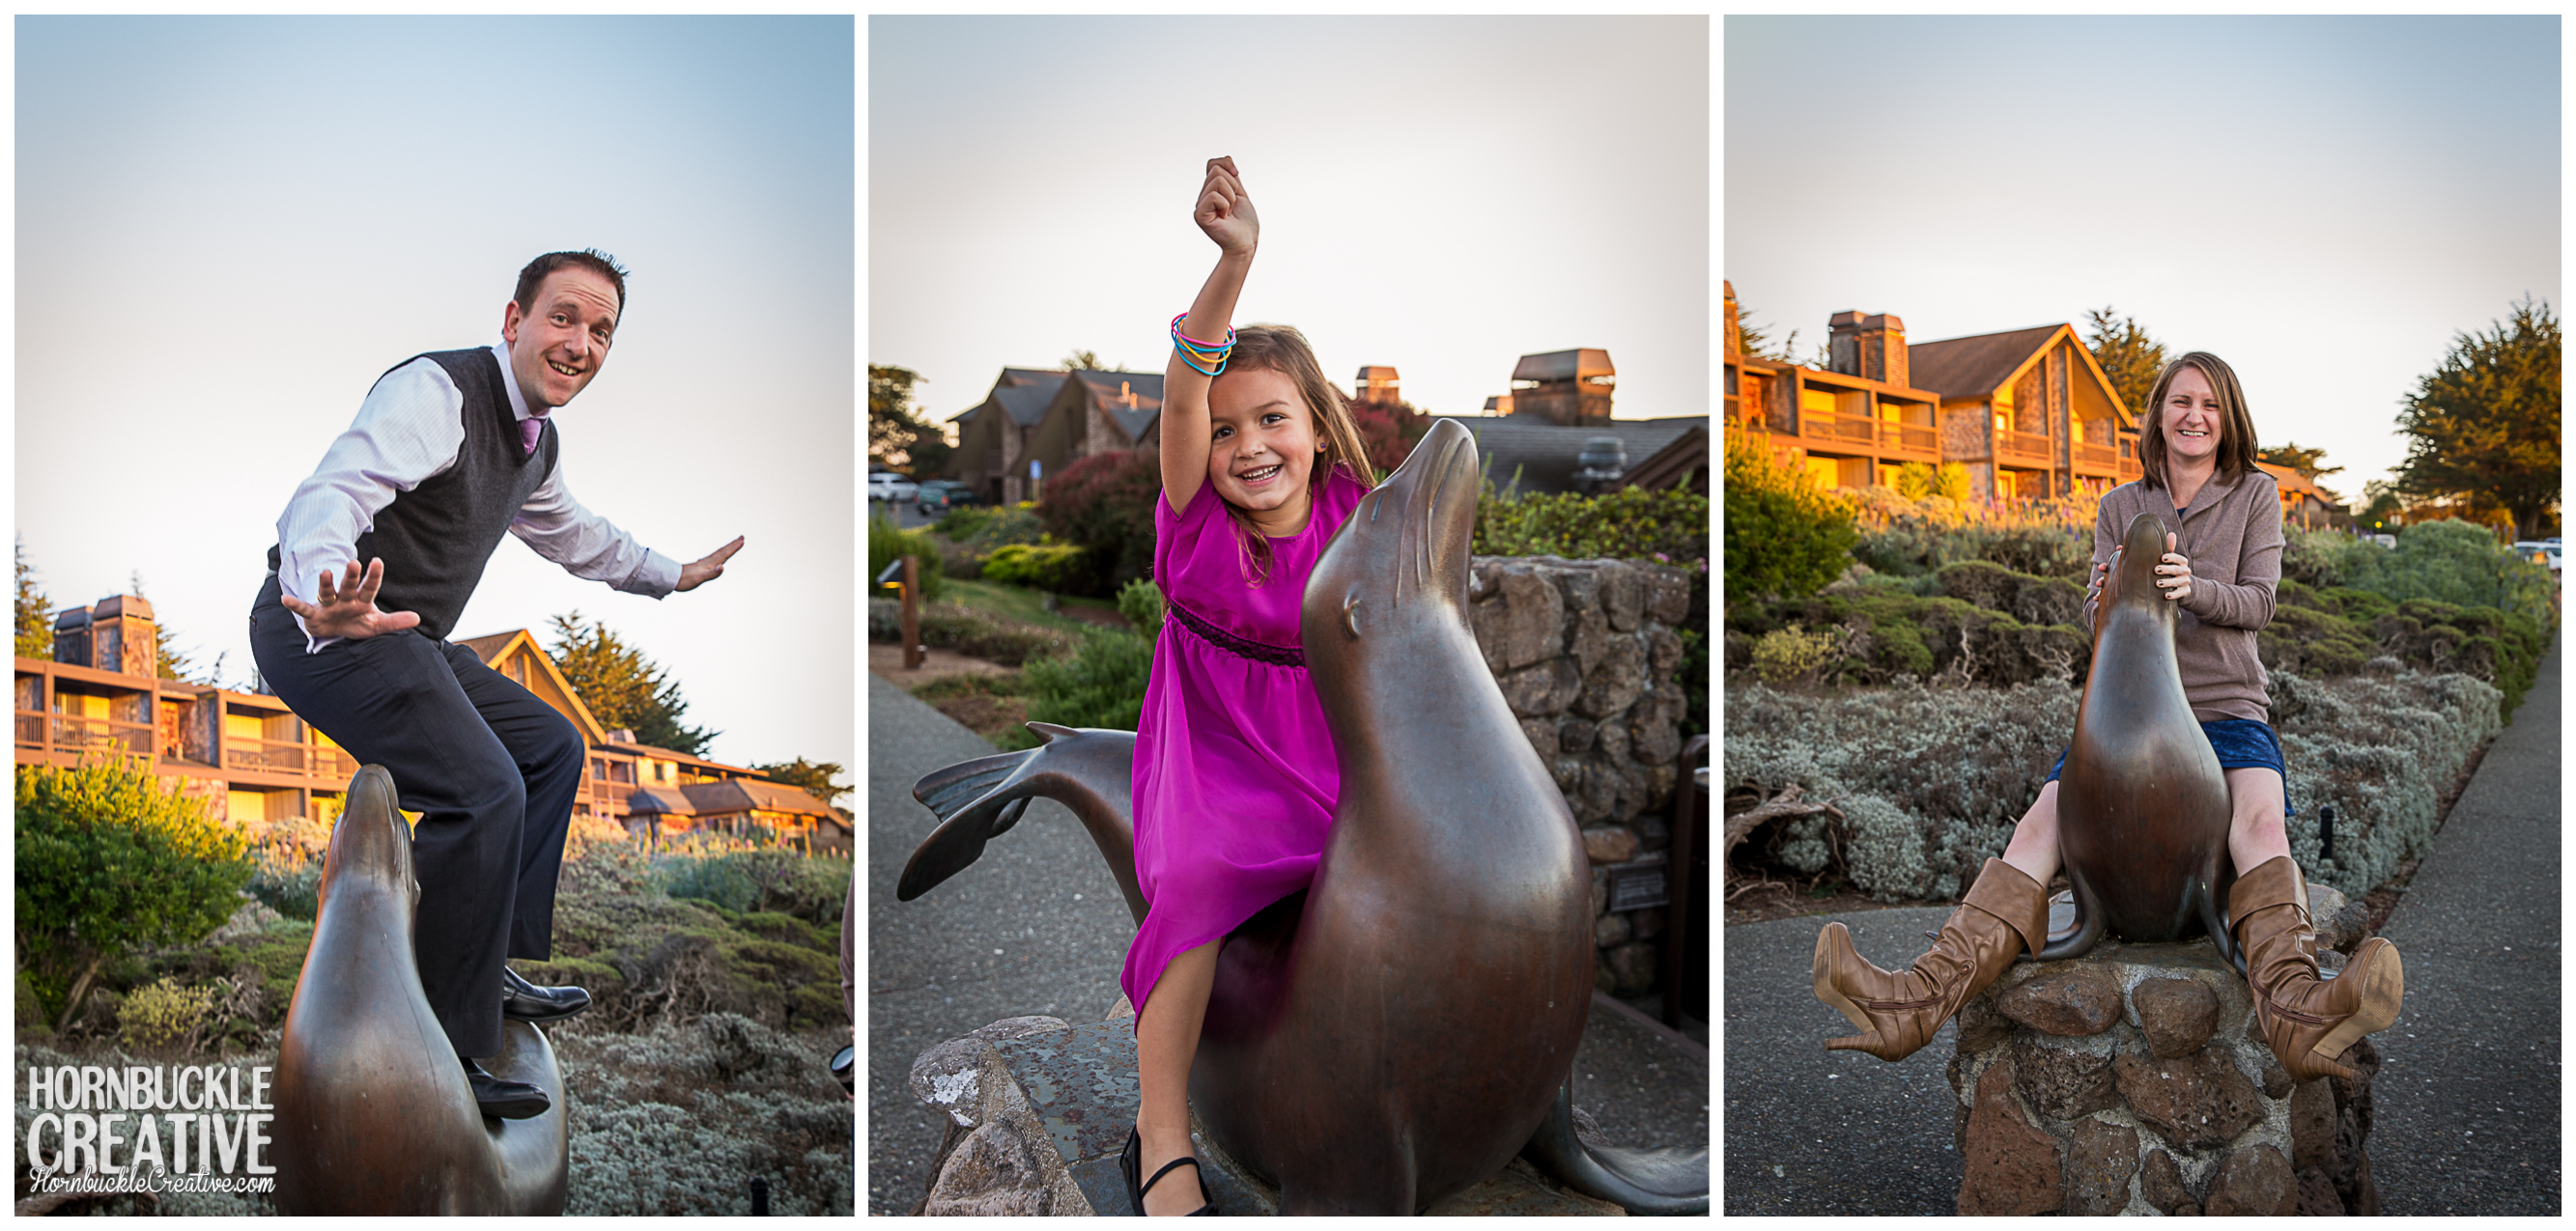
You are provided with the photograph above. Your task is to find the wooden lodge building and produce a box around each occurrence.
[16,598,846,853]
[1724,281,2146,503]
[948,368,1166,506]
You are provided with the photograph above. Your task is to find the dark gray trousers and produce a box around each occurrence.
[248,574,583,1058]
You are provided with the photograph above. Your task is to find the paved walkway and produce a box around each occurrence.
[1722,634,2562,1216]
[869,673,1709,1215]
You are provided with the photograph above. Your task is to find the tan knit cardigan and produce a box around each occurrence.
[2079,467,2284,724]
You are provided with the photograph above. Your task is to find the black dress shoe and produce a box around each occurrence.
[830,1045,855,1097]
[500,967,591,1023]
[462,1058,550,1120]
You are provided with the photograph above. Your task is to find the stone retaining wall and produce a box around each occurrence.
[1466,555,1699,997]
[1947,888,2380,1216]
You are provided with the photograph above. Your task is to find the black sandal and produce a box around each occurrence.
[1121,1127,1219,1216]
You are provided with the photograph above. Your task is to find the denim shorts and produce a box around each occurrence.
[2044,718,2294,818]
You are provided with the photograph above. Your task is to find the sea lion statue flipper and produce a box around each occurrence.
[1518,1077,1711,1215]
[901,723,1148,924]
[2034,858,2108,962]
[274,766,568,1215]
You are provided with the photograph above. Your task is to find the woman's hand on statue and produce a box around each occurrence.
[281,558,422,640]
[2086,560,2110,605]
[2154,531,2194,603]
[1195,156,1259,257]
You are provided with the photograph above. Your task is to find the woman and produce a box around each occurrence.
[1810,351,2404,1083]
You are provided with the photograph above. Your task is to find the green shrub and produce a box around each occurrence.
[1751,627,1836,684]
[1723,433,1856,603]
[1033,449,1162,596]
[16,763,256,1031]
[2344,518,2556,631]
[930,504,1050,578]
[1118,577,1167,641]
[1475,484,1710,573]
[654,849,849,925]
[1016,629,1156,744]
[868,512,946,604]
[982,542,1093,592]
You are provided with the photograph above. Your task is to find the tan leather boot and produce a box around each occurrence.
[2229,855,2403,1082]
[1811,858,2049,1061]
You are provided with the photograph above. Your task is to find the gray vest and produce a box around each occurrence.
[269,349,557,641]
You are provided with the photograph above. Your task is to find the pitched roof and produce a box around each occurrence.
[626,786,697,816]
[1905,324,2066,399]
[1439,415,1710,497]
[679,778,836,817]
[1512,350,1615,382]
[1072,370,1165,442]
[452,629,609,744]
[950,368,1070,426]
[1615,425,1709,493]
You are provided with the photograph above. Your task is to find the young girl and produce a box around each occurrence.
[1120,156,1375,1217]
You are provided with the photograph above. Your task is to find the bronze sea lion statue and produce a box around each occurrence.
[899,418,1708,1215]
[273,766,569,1216]
[2037,512,2241,968]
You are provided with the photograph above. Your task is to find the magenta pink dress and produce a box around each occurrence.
[1121,467,1371,1016]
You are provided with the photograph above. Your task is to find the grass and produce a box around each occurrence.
[942,578,1118,632]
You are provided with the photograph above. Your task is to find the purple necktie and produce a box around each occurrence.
[522,416,544,457]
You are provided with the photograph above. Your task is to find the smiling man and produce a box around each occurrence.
[248,250,744,1119]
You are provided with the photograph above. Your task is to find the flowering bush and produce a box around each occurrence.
[1478,483,1710,574]
[980,543,1092,593]
[1033,449,1162,596]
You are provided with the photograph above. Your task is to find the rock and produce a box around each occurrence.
[2062,1117,2139,1216]
[1547,564,1602,629]
[2132,977,2220,1058]
[1996,968,2122,1037]
[1628,694,1683,767]
[1550,756,1586,795]
[1956,1058,2062,1216]
[1571,765,1619,825]
[2296,1165,2345,1216]
[1646,625,1684,675]
[909,1017,1069,1128]
[1557,717,1597,755]
[922,1118,1081,1216]
[1600,563,1645,632]
[1595,712,1631,763]
[1582,826,1638,865]
[2138,1146,2194,1214]
[1469,595,1512,675]
[2008,1035,2118,1122]
[1629,907,1667,939]
[1635,812,1670,853]
[1603,940,1658,995]
[2340,1144,2381,1216]
[1645,567,1694,625]
[1517,716,1559,762]
[2257,1053,2294,1100]
[1590,867,1608,918]
[2203,1144,2297,1216]
[1594,911,1630,949]
[1501,659,1582,717]
[1494,568,1566,670]
[1954,993,2015,1053]
[2113,1045,2263,1151]
[1574,635,1649,718]
[1607,762,1653,821]
[2289,1078,2335,1170]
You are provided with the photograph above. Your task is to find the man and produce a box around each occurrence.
[249,250,743,1119]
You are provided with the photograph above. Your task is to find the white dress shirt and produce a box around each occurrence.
[275,342,681,652]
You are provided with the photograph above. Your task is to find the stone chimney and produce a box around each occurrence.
[1827,312,1908,389]
[56,595,156,678]
[1724,281,1741,358]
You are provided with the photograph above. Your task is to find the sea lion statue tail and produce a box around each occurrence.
[1519,1079,1710,1215]
[901,722,1148,924]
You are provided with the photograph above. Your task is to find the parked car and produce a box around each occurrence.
[1571,436,1628,494]
[2510,540,2561,574]
[916,479,977,516]
[868,471,920,504]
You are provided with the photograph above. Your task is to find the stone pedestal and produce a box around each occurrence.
[908,1006,1626,1216]
[1947,889,2380,1217]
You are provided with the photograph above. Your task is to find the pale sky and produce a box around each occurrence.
[15,16,855,773]
[870,15,1710,432]
[1726,15,2560,499]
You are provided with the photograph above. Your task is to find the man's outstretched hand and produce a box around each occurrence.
[281,558,422,640]
[676,536,746,592]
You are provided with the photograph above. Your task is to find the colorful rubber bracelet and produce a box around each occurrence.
[1170,314,1235,351]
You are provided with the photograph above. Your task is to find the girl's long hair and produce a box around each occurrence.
[1218,324,1373,585]
[2136,351,2260,490]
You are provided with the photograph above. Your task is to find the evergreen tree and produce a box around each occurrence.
[2394,298,2562,541]
[2084,307,2168,415]
[546,611,717,756]
[868,363,948,477]
[15,538,53,660]
[750,757,851,810]
[2255,441,2345,503]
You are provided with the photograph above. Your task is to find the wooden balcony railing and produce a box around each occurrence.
[1997,430,2054,465]
[2074,441,2116,471]
[21,713,155,758]
[1798,410,1939,461]
[223,737,357,780]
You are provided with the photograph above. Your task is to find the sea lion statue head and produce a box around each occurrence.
[1302,416,1482,662]
[2101,512,2178,629]
[321,764,421,924]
